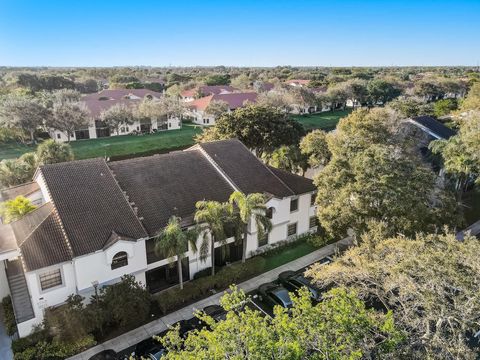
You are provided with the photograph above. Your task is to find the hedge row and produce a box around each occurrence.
[156,256,266,314]
[2,296,17,336]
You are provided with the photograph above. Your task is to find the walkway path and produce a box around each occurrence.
[0,311,14,360]
[69,238,351,360]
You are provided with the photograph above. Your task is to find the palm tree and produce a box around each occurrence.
[154,216,198,290]
[229,191,272,263]
[194,200,230,276]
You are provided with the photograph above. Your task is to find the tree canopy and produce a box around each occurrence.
[313,109,458,240]
[0,196,37,223]
[196,105,305,156]
[159,286,402,360]
[307,231,480,359]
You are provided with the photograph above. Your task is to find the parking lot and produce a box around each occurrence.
[95,255,334,360]
[77,238,351,360]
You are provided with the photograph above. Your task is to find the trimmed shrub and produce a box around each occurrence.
[156,256,267,314]
[13,336,95,360]
[2,296,17,336]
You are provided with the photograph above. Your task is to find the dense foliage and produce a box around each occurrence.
[159,286,403,359]
[306,231,480,359]
[197,105,305,156]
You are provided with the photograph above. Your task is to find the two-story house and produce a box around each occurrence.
[186,92,258,125]
[0,139,317,337]
[51,89,181,142]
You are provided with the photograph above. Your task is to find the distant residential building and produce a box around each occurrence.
[50,89,181,142]
[0,139,317,337]
[180,85,238,102]
[286,79,311,87]
[186,92,258,125]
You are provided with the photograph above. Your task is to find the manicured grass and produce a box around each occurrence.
[291,109,352,131]
[263,240,319,271]
[0,124,203,161]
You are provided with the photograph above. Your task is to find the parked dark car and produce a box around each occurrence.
[134,336,166,360]
[317,255,333,265]
[203,304,227,322]
[89,350,118,360]
[173,317,208,339]
[278,270,322,301]
[258,283,293,309]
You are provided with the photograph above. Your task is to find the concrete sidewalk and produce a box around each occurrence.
[69,238,350,360]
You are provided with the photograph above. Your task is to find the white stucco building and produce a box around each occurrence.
[50,89,181,142]
[0,139,317,337]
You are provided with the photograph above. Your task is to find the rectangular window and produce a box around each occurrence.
[287,223,297,237]
[258,233,268,247]
[290,198,298,212]
[146,238,167,264]
[57,133,61,139]
[310,193,316,206]
[309,216,318,229]
[39,269,62,290]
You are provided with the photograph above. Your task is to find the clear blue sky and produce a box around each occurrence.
[1,0,479,67]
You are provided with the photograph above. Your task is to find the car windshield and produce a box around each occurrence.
[151,349,166,359]
[272,288,293,307]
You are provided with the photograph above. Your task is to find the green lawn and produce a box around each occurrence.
[263,240,319,272]
[291,110,352,131]
[0,124,203,161]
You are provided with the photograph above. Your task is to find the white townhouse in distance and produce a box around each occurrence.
[50,89,182,142]
[0,139,317,337]
[186,92,258,125]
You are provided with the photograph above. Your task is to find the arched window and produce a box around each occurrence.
[111,251,128,270]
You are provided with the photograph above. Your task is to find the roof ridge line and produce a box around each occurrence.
[235,140,296,197]
[105,159,149,238]
[37,170,76,260]
[196,144,241,193]
[16,206,55,247]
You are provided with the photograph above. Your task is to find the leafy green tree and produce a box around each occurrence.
[430,111,480,194]
[204,100,229,118]
[256,90,294,113]
[0,196,36,223]
[230,74,251,90]
[414,79,443,101]
[433,98,458,117]
[196,105,305,156]
[159,286,402,360]
[228,191,271,263]
[0,95,51,142]
[344,79,368,108]
[204,74,230,86]
[155,216,198,290]
[461,82,480,111]
[100,274,151,329]
[300,129,331,168]
[263,145,308,175]
[307,231,480,359]
[194,201,230,276]
[367,78,402,105]
[36,139,74,165]
[388,97,434,118]
[48,100,90,142]
[138,96,186,126]
[314,109,459,240]
[0,152,37,187]
[325,82,349,110]
[100,103,135,135]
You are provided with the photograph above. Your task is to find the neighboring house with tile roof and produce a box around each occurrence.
[0,139,317,337]
[180,85,237,101]
[186,92,258,125]
[286,79,311,87]
[50,89,181,143]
